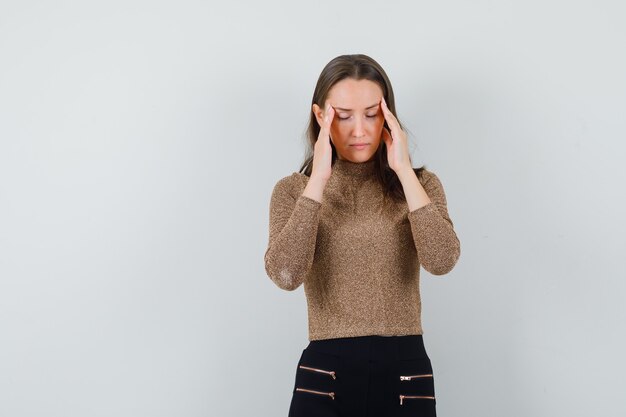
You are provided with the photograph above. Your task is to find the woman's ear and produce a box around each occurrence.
[312,103,324,127]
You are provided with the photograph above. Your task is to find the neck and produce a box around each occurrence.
[333,157,377,178]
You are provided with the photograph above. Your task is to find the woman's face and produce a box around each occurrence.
[312,78,385,162]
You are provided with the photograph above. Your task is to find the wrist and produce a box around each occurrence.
[395,165,416,181]
[309,172,330,185]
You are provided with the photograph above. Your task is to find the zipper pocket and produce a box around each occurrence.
[399,373,433,381]
[296,387,335,400]
[299,365,337,380]
[399,394,435,405]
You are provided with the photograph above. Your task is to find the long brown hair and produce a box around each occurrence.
[299,54,426,202]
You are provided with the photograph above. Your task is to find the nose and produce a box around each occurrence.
[352,118,365,138]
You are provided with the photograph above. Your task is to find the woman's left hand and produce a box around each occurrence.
[380,97,412,173]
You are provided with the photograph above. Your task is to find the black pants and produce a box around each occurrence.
[287,335,437,417]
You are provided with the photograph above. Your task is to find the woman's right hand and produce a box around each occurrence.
[310,102,335,182]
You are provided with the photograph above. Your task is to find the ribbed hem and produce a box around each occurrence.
[308,324,423,341]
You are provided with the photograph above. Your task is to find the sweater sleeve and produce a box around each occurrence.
[264,174,322,291]
[407,170,461,275]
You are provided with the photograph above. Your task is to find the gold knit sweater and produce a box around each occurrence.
[264,158,461,341]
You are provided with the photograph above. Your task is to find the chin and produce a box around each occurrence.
[347,153,376,163]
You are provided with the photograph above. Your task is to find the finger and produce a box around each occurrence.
[326,104,335,125]
[380,97,397,123]
[380,97,401,133]
[319,104,332,138]
[323,103,334,131]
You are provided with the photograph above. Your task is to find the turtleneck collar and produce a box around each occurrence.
[333,157,377,178]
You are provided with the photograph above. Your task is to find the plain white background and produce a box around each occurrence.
[1,1,625,416]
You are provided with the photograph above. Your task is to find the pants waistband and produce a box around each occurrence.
[305,334,428,361]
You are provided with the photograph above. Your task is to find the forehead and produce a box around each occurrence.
[327,78,383,110]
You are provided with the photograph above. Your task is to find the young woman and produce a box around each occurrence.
[264,54,461,417]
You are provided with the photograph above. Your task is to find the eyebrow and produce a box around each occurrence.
[333,103,379,112]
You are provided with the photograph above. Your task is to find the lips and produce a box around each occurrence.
[350,143,369,150]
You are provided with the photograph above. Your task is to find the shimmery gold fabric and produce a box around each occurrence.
[264,158,461,341]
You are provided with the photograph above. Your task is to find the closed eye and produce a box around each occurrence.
[338,114,378,121]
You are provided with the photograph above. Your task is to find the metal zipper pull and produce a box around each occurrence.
[296,387,335,400]
[399,394,436,405]
[399,373,433,381]
[299,365,337,380]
